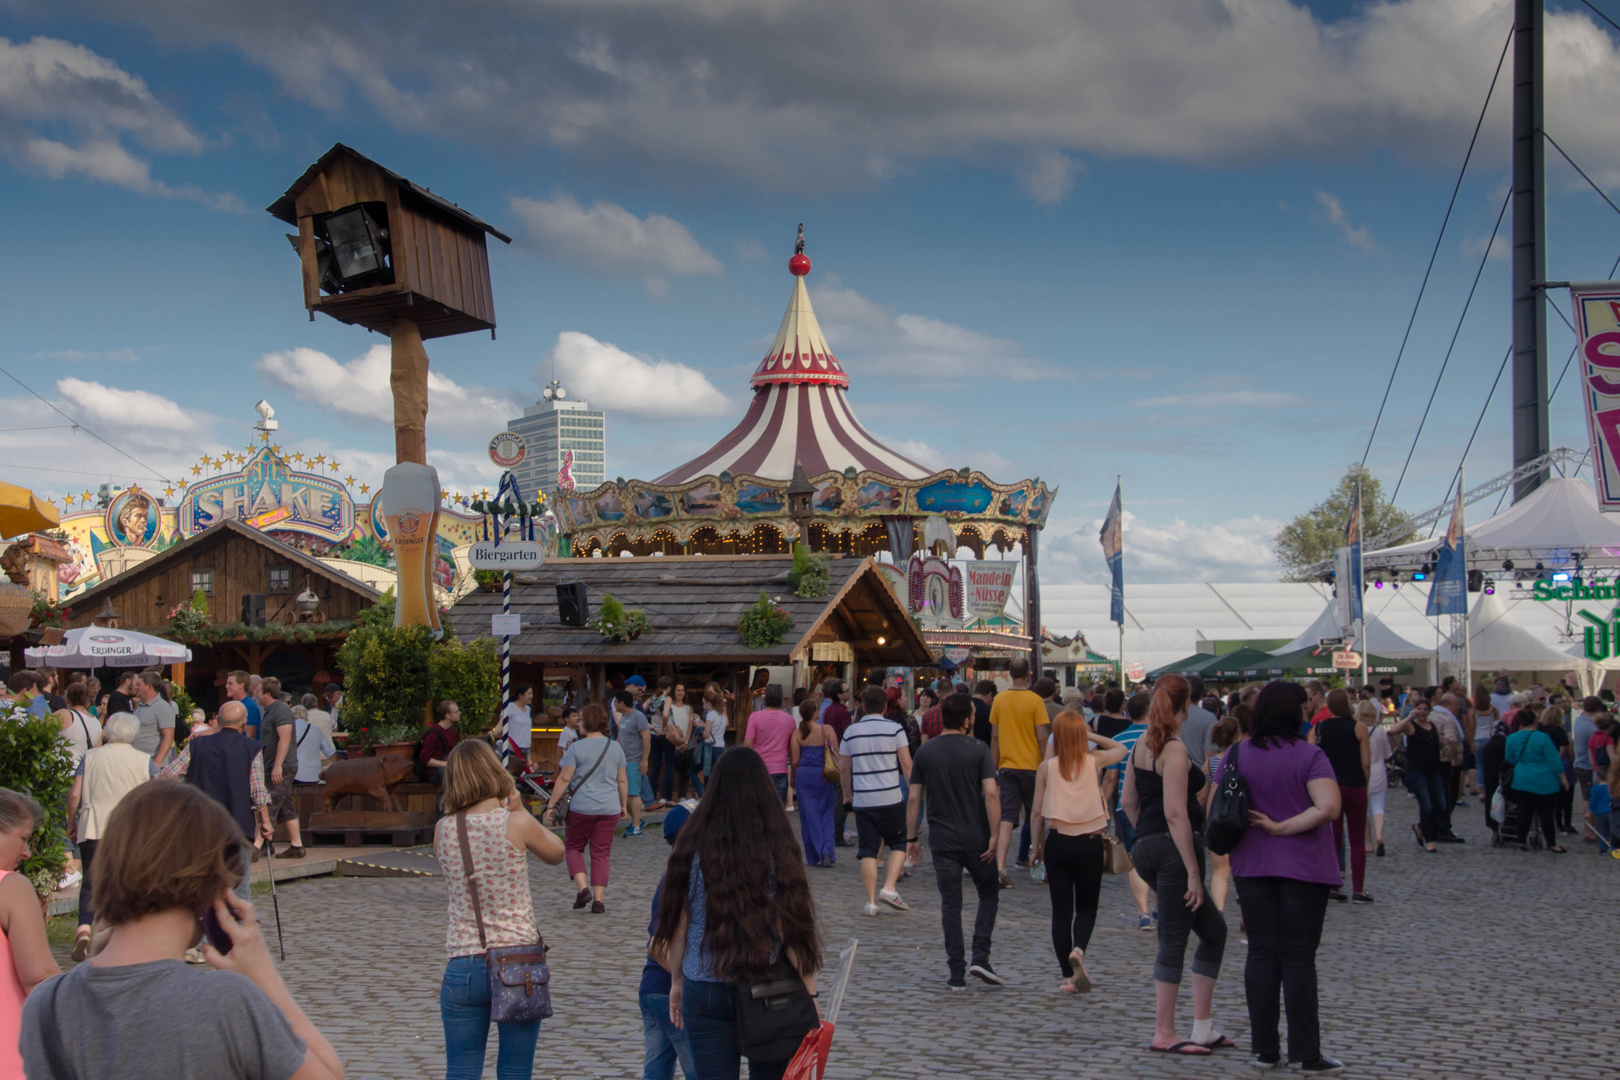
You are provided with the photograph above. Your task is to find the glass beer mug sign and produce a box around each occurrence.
[380,461,443,633]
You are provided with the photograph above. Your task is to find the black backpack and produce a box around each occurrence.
[1205,740,1250,856]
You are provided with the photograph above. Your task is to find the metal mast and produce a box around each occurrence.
[1511,0,1549,501]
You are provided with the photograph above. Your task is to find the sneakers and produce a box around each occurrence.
[1137,913,1156,932]
[1014,857,1029,869]
[56,870,82,892]
[278,846,306,859]
[998,872,1014,890]
[184,947,208,965]
[946,978,968,992]
[1352,892,1375,904]
[1327,889,1348,903]
[1300,1056,1346,1076]
[1249,1054,1284,1070]
[862,902,880,917]
[624,825,644,838]
[967,963,1004,986]
[878,888,909,911]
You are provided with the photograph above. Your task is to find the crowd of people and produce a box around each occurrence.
[0,657,1611,1080]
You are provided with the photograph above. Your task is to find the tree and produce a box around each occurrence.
[1274,464,1414,582]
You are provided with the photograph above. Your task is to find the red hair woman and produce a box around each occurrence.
[1121,674,1230,1057]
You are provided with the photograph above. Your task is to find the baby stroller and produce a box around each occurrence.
[1492,788,1541,850]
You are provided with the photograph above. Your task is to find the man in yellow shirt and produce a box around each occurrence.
[988,657,1050,888]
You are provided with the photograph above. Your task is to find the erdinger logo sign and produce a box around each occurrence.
[87,634,125,644]
[394,512,422,538]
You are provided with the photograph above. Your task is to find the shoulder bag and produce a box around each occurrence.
[1205,740,1250,856]
[549,739,611,822]
[1101,813,1132,875]
[821,729,842,783]
[455,810,553,1024]
[735,955,820,1063]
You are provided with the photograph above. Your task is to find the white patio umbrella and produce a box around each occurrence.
[25,626,191,669]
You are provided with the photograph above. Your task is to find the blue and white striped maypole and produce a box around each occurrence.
[487,470,526,768]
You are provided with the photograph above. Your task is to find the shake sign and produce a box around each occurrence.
[1570,281,1620,509]
[963,561,1018,621]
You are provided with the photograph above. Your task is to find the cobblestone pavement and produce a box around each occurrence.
[55,792,1620,1079]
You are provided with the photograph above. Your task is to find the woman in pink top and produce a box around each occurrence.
[1030,712,1125,994]
[0,789,60,1080]
[435,740,565,1080]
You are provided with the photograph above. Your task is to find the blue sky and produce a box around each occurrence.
[2,0,1620,586]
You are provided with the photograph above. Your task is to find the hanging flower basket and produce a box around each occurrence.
[592,594,648,643]
[738,591,793,648]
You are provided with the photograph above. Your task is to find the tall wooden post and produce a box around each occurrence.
[391,319,430,465]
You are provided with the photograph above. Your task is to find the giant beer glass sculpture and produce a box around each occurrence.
[380,461,442,633]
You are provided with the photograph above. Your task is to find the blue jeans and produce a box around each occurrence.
[772,773,789,803]
[1405,769,1447,843]
[679,979,791,1080]
[640,990,695,1080]
[441,955,542,1080]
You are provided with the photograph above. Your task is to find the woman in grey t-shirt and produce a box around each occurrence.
[542,704,629,914]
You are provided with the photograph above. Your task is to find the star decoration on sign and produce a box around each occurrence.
[62,494,75,506]
[291,452,304,464]
[330,460,341,472]
[344,475,356,486]
[163,486,175,497]
[312,454,326,466]
[358,483,370,494]
[271,445,282,455]
[81,490,93,503]
[259,430,269,440]
[190,465,201,476]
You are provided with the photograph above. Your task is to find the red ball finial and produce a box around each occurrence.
[789,253,811,276]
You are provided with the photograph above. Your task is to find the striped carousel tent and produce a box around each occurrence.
[654,227,933,485]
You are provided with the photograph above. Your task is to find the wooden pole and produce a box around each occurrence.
[390,319,429,465]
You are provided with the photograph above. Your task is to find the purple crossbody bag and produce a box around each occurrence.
[455,810,554,1024]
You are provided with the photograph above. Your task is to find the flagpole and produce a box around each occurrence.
[1357,477,1369,691]
[1460,466,1471,694]
[1117,475,1124,686]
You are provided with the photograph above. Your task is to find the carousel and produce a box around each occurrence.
[554,228,1058,670]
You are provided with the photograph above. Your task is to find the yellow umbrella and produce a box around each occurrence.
[0,482,60,539]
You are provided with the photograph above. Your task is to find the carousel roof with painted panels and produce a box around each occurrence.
[560,229,1056,557]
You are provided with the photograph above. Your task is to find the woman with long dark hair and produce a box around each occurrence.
[1120,674,1229,1057]
[654,749,821,1080]
[1386,700,1444,853]
[1226,681,1345,1075]
[789,699,839,866]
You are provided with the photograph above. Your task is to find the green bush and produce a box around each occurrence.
[786,542,830,598]
[591,593,647,642]
[737,591,793,648]
[0,709,74,896]
[431,636,502,740]
[334,618,434,748]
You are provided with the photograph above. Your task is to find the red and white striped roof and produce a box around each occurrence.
[655,234,932,485]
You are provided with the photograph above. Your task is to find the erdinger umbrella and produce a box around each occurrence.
[783,938,858,1080]
[0,482,59,539]
[25,626,191,669]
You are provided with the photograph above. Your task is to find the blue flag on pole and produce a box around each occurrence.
[1346,482,1364,624]
[1427,482,1468,617]
[1101,481,1124,625]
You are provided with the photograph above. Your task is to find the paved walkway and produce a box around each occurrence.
[53,793,1617,1079]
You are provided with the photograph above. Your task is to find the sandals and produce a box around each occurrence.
[70,928,91,963]
[1548,845,1567,854]
[1195,1034,1237,1049]
[1150,1041,1211,1056]
[1065,948,1091,994]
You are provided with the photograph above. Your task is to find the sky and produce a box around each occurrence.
[2,0,1620,591]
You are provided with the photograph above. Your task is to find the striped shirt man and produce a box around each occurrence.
[842,714,909,808]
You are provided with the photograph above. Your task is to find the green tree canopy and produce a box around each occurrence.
[1274,464,1414,582]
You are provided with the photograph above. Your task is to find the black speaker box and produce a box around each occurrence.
[557,581,589,626]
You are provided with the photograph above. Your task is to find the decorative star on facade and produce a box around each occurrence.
[190,465,201,476]
[313,454,326,466]
[62,494,75,506]
[358,483,370,494]
[259,430,270,440]
[344,475,356,486]
[163,486,175,497]
[81,490,93,502]
[271,445,282,455]
[330,460,341,472]
[291,453,304,464]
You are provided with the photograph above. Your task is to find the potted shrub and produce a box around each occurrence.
[591,594,648,643]
[737,591,793,648]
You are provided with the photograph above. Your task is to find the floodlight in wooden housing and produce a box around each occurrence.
[267,143,511,340]
[268,143,513,465]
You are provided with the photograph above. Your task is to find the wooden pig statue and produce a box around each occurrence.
[319,754,416,812]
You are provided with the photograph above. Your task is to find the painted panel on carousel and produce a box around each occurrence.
[734,483,784,515]
[105,489,162,548]
[680,483,723,517]
[594,490,627,522]
[915,478,994,515]
[856,480,903,513]
[632,490,674,520]
[812,481,844,514]
[179,451,353,544]
[998,490,1027,519]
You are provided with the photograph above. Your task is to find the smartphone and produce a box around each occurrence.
[200,908,233,955]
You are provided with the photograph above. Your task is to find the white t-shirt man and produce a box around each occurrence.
[293,718,337,783]
[501,702,533,753]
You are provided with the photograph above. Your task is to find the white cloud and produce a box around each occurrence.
[1020,149,1081,205]
[1461,232,1509,261]
[510,192,721,295]
[256,344,520,430]
[546,331,731,418]
[34,347,147,364]
[1314,190,1376,252]
[99,1,1620,186]
[1133,390,1308,409]
[809,277,1054,381]
[0,36,241,208]
[1046,510,1283,584]
[56,377,200,434]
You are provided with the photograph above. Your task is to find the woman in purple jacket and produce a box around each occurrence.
[1223,681,1345,1076]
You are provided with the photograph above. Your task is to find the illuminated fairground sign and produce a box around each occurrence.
[176,448,354,544]
[1531,580,1620,602]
